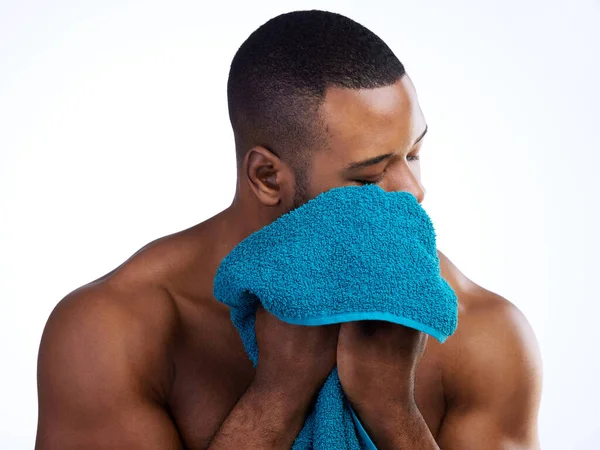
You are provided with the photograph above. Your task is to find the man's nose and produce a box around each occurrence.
[388,162,426,204]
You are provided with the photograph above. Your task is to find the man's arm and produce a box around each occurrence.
[436,291,543,449]
[207,377,315,448]
[35,284,183,450]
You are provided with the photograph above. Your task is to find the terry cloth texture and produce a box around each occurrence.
[213,184,458,449]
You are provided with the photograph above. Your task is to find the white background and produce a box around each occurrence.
[1,1,599,448]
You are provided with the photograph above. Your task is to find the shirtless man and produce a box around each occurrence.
[35,10,543,450]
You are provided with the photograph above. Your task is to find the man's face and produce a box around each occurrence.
[298,76,427,205]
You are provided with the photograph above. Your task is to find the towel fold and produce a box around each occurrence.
[213,184,458,449]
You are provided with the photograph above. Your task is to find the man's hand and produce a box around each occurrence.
[337,321,439,449]
[253,305,339,398]
[337,321,426,413]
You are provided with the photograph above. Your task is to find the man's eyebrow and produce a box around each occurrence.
[344,152,395,171]
[343,125,428,171]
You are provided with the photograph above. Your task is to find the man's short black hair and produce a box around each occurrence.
[227,10,406,201]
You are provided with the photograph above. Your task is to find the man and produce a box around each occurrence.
[35,10,543,449]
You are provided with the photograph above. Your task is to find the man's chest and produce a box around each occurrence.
[165,311,447,449]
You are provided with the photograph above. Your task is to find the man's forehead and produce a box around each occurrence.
[322,77,416,119]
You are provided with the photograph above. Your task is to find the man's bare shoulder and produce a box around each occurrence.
[436,250,543,413]
[433,251,543,446]
[39,225,209,400]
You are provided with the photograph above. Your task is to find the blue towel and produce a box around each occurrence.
[213,184,458,449]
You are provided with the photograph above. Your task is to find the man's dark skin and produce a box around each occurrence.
[35,75,543,449]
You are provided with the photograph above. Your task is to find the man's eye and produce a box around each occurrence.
[353,174,385,185]
[407,155,420,161]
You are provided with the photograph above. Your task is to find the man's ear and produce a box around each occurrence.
[244,146,295,208]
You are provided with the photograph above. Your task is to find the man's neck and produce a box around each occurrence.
[202,200,274,273]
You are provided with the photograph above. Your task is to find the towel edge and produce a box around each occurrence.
[279,312,449,343]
